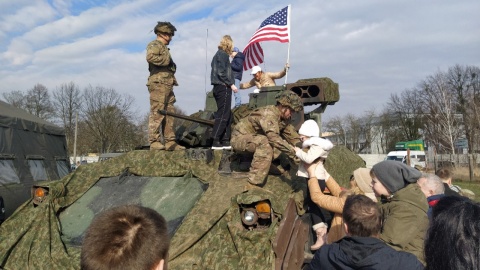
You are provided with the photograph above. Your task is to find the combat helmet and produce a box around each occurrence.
[154,21,177,36]
[276,90,303,112]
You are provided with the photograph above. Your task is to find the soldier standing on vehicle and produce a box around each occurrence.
[240,63,289,90]
[146,21,184,151]
[231,90,302,186]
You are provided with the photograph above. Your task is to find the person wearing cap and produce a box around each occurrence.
[231,90,302,186]
[305,161,378,248]
[210,35,238,150]
[230,47,245,108]
[146,21,184,151]
[294,119,334,250]
[370,160,428,265]
[240,63,289,90]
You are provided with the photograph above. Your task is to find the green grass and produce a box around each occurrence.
[452,180,480,202]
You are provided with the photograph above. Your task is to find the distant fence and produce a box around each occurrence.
[429,154,480,168]
[358,153,480,169]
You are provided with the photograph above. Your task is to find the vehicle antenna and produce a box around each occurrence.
[204,29,208,95]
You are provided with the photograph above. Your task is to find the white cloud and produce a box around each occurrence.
[0,0,479,122]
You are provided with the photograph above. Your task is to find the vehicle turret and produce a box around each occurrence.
[173,77,339,148]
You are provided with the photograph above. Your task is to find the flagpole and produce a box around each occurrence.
[285,41,290,84]
[285,4,291,85]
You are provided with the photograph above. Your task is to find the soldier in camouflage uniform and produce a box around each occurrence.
[146,21,184,151]
[231,90,303,185]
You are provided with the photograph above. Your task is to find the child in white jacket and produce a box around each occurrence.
[294,119,334,250]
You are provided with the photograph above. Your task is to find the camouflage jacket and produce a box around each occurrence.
[232,105,296,158]
[146,39,178,86]
[240,68,286,89]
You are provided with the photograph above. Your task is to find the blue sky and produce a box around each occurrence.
[1,0,479,124]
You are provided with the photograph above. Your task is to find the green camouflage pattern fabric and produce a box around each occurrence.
[295,77,340,103]
[275,90,304,112]
[154,21,177,35]
[0,146,363,269]
[0,150,303,269]
[231,105,299,184]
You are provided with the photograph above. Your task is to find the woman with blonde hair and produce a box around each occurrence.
[210,35,238,149]
[305,163,377,249]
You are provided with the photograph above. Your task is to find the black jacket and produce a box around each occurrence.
[211,49,234,86]
[307,236,424,270]
[231,52,245,80]
[443,183,462,197]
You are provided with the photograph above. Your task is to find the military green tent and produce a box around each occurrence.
[0,100,69,219]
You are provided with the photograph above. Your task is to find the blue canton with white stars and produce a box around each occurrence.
[259,6,288,28]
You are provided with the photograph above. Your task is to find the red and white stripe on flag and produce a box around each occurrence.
[242,5,290,71]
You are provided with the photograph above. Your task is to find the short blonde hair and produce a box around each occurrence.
[218,35,233,54]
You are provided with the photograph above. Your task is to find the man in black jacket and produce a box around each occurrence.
[307,195,423,270]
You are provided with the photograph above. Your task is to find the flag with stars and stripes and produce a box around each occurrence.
[243,5,290,71]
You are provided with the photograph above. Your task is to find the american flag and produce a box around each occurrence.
[243,5,290,71]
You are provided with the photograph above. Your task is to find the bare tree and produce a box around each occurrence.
[324,115,347,146]
[25,84,55,121]
[52,82,82,154]
[323,111,378,154]
[386,89,424,141]
[81,85,140,153]
[2,90,26,109]
[447,65,480,154]
[418,72,462,154]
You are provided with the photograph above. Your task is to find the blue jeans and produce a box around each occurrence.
[233,79,241,107]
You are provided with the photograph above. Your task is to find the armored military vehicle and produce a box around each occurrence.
[0,78,366,269]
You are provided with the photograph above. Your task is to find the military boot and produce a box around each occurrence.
[150,142,165,150]
[165,141,185,151]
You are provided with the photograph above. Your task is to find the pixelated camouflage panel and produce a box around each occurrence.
[232,104,252,126]
[324,145,367,187]
[168,175,302,270]
[0,150,306,270]
[294,78,340,103]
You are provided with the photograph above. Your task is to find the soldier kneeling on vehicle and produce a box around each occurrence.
[231,90,303,186]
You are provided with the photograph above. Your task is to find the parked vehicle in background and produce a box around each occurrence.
[98,152,125,162]
[395,140,425,151]
[386,139,427,168]
[386,150,426,168]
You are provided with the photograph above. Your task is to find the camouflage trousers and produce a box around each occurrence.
[148,82,176,144]
[231,133,273,185]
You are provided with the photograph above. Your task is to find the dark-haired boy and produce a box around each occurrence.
[81,205,169,270]
[307,195,423,270]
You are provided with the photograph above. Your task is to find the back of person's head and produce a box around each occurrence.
[342,194,382,237]
[351,168,377,202]
[371,160,421,194]
[218,35,233,54]
[435,168,452,183]
[425,196,480,270]
[418,173,445,197]
[81,205,169,270]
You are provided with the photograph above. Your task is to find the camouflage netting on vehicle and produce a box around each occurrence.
[0,150,304,270]
[295,78,340,103]
[324,145,367,187]
[0,146,364,269]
